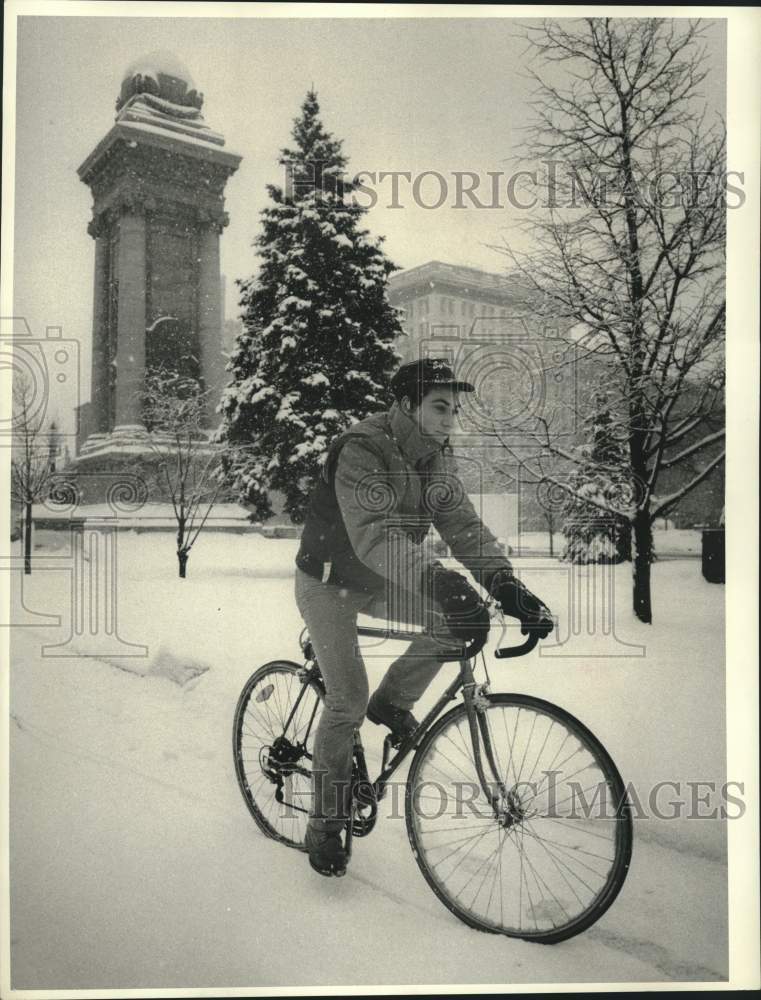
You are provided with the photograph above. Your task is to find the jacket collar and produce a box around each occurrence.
[387,402,444,468]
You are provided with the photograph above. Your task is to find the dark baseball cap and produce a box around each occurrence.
[390,358,475,400]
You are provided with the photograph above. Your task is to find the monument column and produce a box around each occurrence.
[198,222,224,424]
[90,232,110,433]
[114,211,146,428]
[75,52,241,485]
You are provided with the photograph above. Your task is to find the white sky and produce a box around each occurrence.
[11,13,726,425]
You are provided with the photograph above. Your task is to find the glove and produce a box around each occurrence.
[486,569,554,638]
[426,562,491,657]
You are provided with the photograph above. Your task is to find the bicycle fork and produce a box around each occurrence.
[460,659,515,825]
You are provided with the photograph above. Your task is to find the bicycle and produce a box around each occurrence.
[232,604,633,945]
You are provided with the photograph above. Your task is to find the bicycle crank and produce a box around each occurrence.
[350,779,378,837]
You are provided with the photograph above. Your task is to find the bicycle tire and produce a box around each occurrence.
[405,693,632,944]
[233,659,323,849]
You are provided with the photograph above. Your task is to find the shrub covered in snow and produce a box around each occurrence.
[561,397,633,565]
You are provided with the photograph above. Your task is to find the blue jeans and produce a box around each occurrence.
[294,567,452,830]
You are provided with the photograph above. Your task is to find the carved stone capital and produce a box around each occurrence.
[87,215,108,239]
[196,206,229,233]
[116,190,149,217]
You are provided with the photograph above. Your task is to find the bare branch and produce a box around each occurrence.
[660,428,725,469]
[652,449,725,519]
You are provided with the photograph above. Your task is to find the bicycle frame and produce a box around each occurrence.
[288,620,542,822]
[236,622,632,942]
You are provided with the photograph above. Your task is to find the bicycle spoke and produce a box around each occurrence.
[525,775,610,815]
[524,718,557,789]
[406,696,631,941]
[509,829,570,929]
[461,834,503,912]
[517,824,593,908]
[243,701,277,742]
[431,730,479,783]
[539,812,623,843]
[428,821,495,873]
[520,819,617,872]
[417,822,492,837]
[417,824,495,853]
[515,709,538,786]
[234,664,323,848]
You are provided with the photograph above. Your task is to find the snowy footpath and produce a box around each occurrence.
[8,532,729,989]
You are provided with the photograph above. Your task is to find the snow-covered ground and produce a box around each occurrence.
[8,530,730,989]
[514,528,703,557]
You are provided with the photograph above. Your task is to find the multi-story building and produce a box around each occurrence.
[388,260,549,359]
[387,260,573,448]
[387,261,724,536]
[388,261,571,538]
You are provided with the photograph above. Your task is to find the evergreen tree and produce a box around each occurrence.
[218,91,402,522]
[561,393,633,564]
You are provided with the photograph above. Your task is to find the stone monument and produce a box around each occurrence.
[73,52,241,488]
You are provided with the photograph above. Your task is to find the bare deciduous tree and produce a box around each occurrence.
[495,17,725,622]
[10,374,59,574]
[141,372,229,578]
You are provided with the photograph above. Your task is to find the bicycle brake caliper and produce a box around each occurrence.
[472,683,491,713]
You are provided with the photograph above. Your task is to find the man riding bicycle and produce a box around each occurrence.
[294,358,553,876]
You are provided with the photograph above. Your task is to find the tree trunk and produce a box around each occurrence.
[24,501,33,575]
[616,518,632,562]
[177,516,188,578]
[632,510,653,624]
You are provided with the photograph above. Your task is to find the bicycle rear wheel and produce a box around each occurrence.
[233,660,323,849]
[405,693,632,944]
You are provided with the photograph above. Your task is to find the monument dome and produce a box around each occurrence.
[117,51,203,111]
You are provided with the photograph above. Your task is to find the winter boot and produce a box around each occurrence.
[366,691,419,742]
[305,822,348,877]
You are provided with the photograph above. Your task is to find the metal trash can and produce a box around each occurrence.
[701,527,725,584]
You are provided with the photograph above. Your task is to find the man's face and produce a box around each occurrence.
[411,387,460,444]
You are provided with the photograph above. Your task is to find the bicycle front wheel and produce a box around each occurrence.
[233,660,323,849]
[406,693,632,944]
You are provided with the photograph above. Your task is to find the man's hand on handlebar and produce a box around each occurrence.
[426,562,491,656]
[487,569,555,639]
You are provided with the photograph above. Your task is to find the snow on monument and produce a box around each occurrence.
[72,52,241,496]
